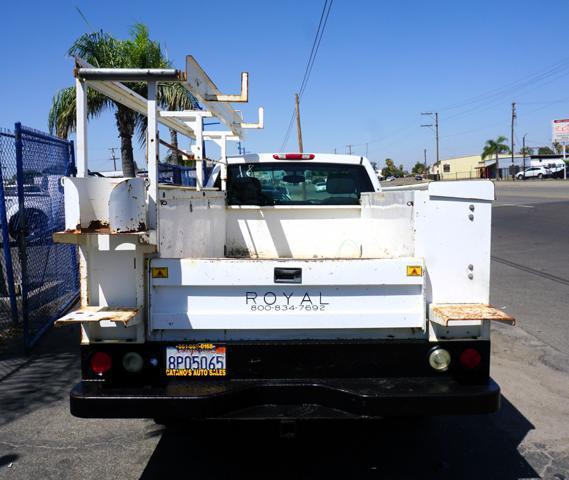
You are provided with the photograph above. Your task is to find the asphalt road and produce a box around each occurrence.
[0,180,568,479]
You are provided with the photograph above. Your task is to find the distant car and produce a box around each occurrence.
[415,175,423,181]
[515,166,550,180]
[314,181,327,192]
[385,176,396,182]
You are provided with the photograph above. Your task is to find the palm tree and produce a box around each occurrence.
[49,25,197,176]
[481,136,510,179]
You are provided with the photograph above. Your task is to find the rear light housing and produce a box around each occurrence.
[122,352,144,373]
[272,153,315,160]
[428,347,451,372]
[90,351,112,376]
[459,348,482,369]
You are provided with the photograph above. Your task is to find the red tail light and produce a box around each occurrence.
[90,351,112,375]
[272,153,315,160]
[459,348,481,369]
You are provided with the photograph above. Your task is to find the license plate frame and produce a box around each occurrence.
[165,344,226,377]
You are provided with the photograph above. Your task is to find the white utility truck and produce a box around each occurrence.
[54,56,514,420]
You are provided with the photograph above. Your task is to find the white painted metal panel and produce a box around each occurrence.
[148,327,427,342]
[414,181,492,304]
[63,177,115,230]
[184,55,243,138]
[63,177,147,233]
[108,178,147,232]
[158,188,226,258]
[224,193,415,259]
[225,206,363,258]
[360,191,415,258]
[151,258,424,286]
[149,258,425,330]
[151,285,423,330]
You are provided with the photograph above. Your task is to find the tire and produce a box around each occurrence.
[8,209,48,241]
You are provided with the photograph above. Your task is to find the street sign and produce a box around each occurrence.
[552,119,569,143]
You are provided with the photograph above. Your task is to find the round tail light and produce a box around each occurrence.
[460,348,482,369]
[90,351,112,375]
[428,347,451,372]
[122,352,144,373]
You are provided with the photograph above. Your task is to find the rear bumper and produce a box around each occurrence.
[71,377,500,419]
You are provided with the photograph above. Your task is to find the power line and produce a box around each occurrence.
[75,6,94,29]
[280,111,296,151]
[440,63,569,123]
[280,0,334,150]
[299,0,334,99]
[437,56,569,113]
[298,2,329,99]
[331,55,569,155]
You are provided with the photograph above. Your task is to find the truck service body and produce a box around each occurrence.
[54,56,513,420]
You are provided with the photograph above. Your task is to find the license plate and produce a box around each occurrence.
[165,344,226,377]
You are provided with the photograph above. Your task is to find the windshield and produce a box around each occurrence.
[227,162,374,206]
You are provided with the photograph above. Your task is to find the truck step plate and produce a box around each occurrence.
[165,344,226,377]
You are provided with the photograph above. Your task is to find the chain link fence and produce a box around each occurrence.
[0,130,20,336]
[0,124,79,349]
[158,163,214,186]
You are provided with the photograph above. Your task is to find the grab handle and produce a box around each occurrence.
[274,268,302,284]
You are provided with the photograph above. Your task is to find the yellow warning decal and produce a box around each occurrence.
[151,267,169,279]
[406,265,423,277]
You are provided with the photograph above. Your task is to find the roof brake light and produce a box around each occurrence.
[273,153,315,160]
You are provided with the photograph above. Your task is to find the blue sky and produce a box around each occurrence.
[1,0,569,172]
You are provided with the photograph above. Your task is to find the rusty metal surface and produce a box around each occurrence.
[55,306,139,327]
[432,304,515,325]
[53,230,155,246]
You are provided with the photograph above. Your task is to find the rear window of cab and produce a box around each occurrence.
[227,162,374,206]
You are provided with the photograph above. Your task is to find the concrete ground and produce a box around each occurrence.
[0,181,568,479]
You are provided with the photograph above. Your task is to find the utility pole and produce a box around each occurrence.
[435,112,439,169]
[424,148,427,173]
[522,134,527,173]
[365,142,369,158]
[421,112,440,178]
[295,93,303,153]
[511,102,516,180]
[346,144,353,155]
[563,142,567,180]
[108,147,118,171]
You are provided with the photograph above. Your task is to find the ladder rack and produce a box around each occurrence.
[74,55,264,193]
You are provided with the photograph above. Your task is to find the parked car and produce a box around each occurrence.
[3,173,64,241]
[515,166,550,180]
[415,175,423,181]
[385,176,396,182]
[314,181,327,192]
